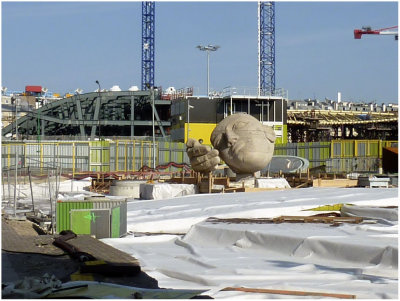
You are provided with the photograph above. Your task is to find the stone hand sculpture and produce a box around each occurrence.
[186,113,276,174]
[186,138,221,173]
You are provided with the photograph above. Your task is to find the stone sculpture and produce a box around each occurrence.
[186,113,276,174]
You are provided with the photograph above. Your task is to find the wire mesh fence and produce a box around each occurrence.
[1,166,60,227]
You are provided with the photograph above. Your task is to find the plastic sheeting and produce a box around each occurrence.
[46,281,206,299]
[102,188,398,299]
[255,177,291,188]
[139,183,198,200]
[341,204,398,222]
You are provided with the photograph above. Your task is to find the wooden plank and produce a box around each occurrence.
[222,286,356,299]
[313,179,358,188]
[295,181,311,188]
[168,177,197,184]
[274,215,363,224]
[206,215,363,224]
[208,172,212,193]
[213,177,230,187]
[67,235,140,267]
[2,218,64,255]
[225,187,285,193]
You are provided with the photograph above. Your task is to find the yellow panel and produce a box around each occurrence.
[185,123,217,145]
[184,122,287,145]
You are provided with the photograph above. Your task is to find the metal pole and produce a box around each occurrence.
[130,95,135,139]
[28,166,34,212]
[15,98,18,140]
[261,100,264,122]
[95,80,102,175]
[55,141,60,198]
[207,50,210,96]
[257,1,261,97]
[151,87,156,169]
[187,99,190,141]
[1,171,5,203]
[197,45,219,97]
[14,100,18,217]
[48,167,54,235]
[7,169,11,205]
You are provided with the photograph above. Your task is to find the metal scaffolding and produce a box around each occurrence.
[258,1,275,96]
[2,91,171,140]
[142,1,155,90]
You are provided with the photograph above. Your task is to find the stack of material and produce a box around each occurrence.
[140,183,198,200]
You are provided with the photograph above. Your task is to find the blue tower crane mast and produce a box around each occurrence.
[142,1,155,90]
[258,1,275,96]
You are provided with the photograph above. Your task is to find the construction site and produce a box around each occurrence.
[1,1,398,299]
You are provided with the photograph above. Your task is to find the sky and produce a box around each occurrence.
[1,1,398,103]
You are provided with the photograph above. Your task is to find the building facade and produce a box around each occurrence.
[170,88,288,145]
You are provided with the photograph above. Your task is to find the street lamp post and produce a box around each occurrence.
[95,80,103,174]
[196,44,220,96]
[187,100,194,142]
[95,80,101,139]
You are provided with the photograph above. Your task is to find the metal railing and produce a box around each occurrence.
[222,86,288,99]
[1,139,190,176]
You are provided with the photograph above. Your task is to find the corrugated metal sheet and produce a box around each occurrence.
[75,143,90,172]
[325,157,379,173]
[89,141,110,172]
[92,199,127,210]
[111,202,127,238]
[56,201,93,233]
[2,139,397,173]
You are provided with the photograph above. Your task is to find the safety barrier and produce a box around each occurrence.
[1,139,397,174]
[274,139,397,171]
[330,140,397,158]
[1,140,189,176]
[274,142,331,169]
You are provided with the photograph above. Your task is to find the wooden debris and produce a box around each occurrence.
[274,215,363,224]
[168,177,197,184]
[225,187,284,193]
[2,217,64,255]
[222,286,356,299]
[90,176,114,194]
[206,214,363,225]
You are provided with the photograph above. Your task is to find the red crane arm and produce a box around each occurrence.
[354,26,398,39]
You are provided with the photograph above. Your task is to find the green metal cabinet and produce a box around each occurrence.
[56,199,127,238]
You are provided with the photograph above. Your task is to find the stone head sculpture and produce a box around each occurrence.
[210,113,276,174]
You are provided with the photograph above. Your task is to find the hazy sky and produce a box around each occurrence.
[1,1,398,103]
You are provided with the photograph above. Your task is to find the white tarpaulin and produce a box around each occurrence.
[102,187,398,299]
[139,183,198,200]
[255,177,291,188]
[341,204,398,222]
[6,178,397,299]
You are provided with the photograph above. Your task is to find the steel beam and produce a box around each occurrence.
[75,96,86,138]
[131,95,135,138]
[90,95,101,139]
[2,91,171,138]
